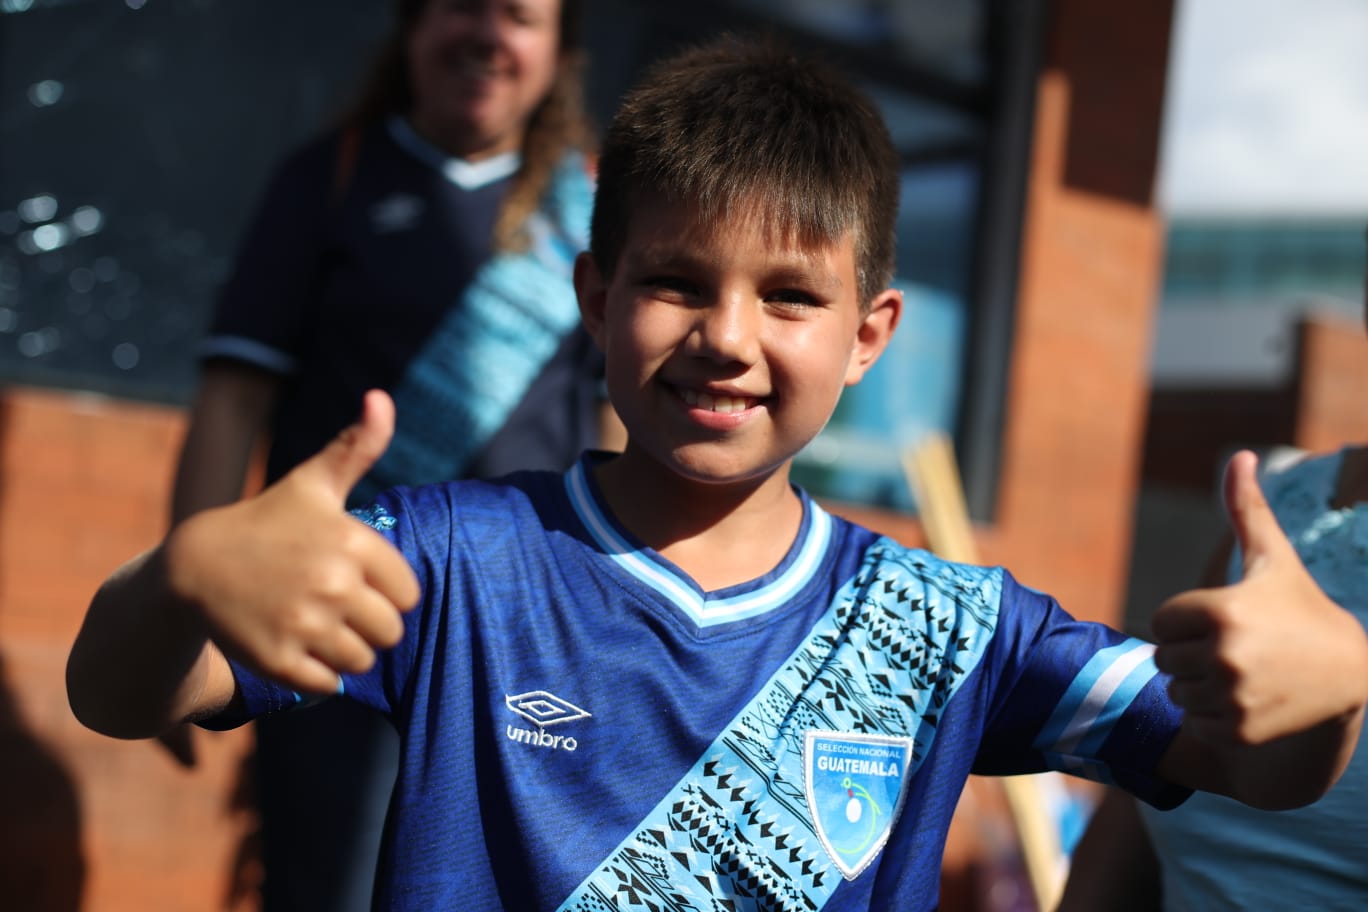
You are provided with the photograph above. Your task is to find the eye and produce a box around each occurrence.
[642,275,699,298]
[506,3,541,26]
[766,288,821,310]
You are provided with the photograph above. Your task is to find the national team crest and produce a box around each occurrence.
[804,731,915,880]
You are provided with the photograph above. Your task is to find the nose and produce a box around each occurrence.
[690,293,761,366]
[468,1,503,46]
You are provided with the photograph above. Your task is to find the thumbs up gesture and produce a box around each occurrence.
[1153,450,1368,753]
[163,390,420,695]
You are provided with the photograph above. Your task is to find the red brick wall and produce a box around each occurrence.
[0,388,255,911]
[986,72,1165,625]
[1294,312,1368,452]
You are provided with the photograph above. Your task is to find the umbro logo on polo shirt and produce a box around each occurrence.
[370,192,424,234]
[504,690,592,753]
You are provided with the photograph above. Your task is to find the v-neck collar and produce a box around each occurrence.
[563,455,833,630]
[387,115,522,190]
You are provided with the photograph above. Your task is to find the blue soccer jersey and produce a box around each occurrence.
[216,454,1188,911]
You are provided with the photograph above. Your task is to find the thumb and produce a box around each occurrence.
[296,389,395,505]
[1222,449,1290,578]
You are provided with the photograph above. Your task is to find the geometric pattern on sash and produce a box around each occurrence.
[557,540,1002,911]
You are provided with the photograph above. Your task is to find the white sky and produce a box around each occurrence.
[1157,0,1368,216]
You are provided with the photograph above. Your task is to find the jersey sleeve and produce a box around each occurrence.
[972,572,1190,809]
[199,133,337,376]
[195,484,430,730]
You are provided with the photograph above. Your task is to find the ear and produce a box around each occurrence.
[574,251,609,351]
[844,287,902,386]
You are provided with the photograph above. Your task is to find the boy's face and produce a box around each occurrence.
[576,195,900,489]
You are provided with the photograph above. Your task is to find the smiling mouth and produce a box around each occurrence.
[436,49,502,81]
[678,387,759,414]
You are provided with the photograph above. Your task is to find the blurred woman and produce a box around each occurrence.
[171,2,607,909]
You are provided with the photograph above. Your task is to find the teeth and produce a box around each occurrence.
[680,388,755,413]
[451,55,497,78]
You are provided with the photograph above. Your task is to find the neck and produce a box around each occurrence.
[406,113,519,163]
[592,449,804,592]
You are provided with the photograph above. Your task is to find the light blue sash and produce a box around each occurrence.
[558,542,1002,911]
[354,154,593,502]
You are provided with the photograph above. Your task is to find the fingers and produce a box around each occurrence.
[341,586,408,652]
[306,622,381,677]
[1221,449,1292,579]
[255,593,403,695]
[1166,675,1237,715]
[289,654,349,697]
[1153,637,1212,679]
[1158,640,1255,741]
[1151,588,1218,644]
[1153,589,1243,731]
[294,390,396,507]
[286,531,413,670]
[362,529,422,612]
[1155,626,1239,717]
[203,518,416,694]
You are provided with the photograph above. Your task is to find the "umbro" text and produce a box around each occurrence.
[506,725,579,751]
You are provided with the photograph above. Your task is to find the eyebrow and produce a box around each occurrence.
[622,244,846,296]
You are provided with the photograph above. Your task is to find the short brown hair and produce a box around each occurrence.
[589,35,900,306]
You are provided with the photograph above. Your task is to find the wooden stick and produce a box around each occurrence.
[903,433,1065,912]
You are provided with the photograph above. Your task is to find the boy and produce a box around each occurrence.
[68,37,1368,911]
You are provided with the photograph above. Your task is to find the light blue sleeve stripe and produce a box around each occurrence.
[1034,638,1155,753]
[1071,651,1160,759]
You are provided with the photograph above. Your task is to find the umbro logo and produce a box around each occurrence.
[504,691,591,752]
[369,193,424,234]
[506,690,592,726]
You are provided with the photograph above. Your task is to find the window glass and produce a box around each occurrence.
[1163,218,1365,312]
[0,1,388,402]
[730,0,986,87]
[2,0,1001,516]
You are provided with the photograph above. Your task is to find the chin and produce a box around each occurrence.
[665,449,787,489]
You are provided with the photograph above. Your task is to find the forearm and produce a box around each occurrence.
[171,362,277,523]
[66,547,234,739]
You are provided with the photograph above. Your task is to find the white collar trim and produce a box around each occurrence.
[564,459,831,628]
[386,115,521,190]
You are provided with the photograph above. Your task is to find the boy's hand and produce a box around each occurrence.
[1152,450,1368,748]
[163,390,420,695]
